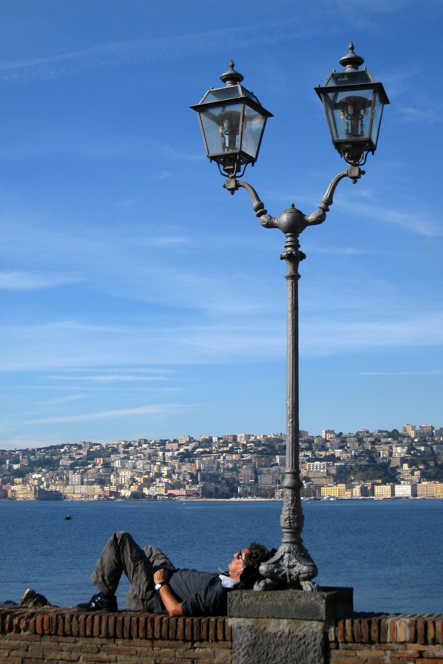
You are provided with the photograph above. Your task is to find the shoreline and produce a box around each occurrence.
[1,495,441,503]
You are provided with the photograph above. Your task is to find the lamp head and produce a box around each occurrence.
[191,61,273,178]
[315,43,389,166]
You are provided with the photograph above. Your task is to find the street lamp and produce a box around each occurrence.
[191,44,389,591]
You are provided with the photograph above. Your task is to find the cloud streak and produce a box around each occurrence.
[22,403,193,425]
[0,270,82,291]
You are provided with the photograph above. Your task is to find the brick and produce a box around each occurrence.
[84,613,92,637]
[209,618,216,642]
[371,617,380,642]
[182,649,214,660]
[130,615,137,639]
[72,614,80,638]
[400,618,409,643]
[428,620,437,645]
[57,614,65,636]
[380,618,388,643]
[200,618,209,641]
[64,614,71,636]
[361,619,370,643]
[35,614,44,635]
[329,656,362,664]
[79,613,88,637]
[175,618,185,641]
[146,615,155,640]
[225,621,231,642]
[337,619,346,643]
[154,616,162,640]
[407,617,416,643]
[162,617,169,640]
[99,614,108,639]
[137,615,146,640]
[359,649,387,657]
[115,614,124,639]
[352,619,361,643]
[184,618,192,641]
[50,612,57,635]
[168,617,177,640]
[43,652,79,661]
[389,618,397,643]
[418,619,427,645]
[193,618,201,642]
[390,650,421,658]
[94,614,103,638]
[436,619,443,644]
[108,613,116,638]
[344,619,352,643]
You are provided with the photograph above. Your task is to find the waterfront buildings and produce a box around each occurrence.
[1,424,442,501]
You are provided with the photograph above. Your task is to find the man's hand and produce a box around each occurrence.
[153,568,183,617]
[153,569,169,585]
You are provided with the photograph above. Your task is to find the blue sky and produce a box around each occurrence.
[0,0,442,450]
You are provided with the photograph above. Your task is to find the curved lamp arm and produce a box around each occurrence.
[223,165,364,234]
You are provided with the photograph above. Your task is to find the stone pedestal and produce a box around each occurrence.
[228,586,353,664]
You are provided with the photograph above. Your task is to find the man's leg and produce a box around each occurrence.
[91,531,175,610]
[125,543,175,609]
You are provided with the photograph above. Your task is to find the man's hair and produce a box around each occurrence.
[239,542,272,589]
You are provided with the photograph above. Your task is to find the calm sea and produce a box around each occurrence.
[0,499,441,614]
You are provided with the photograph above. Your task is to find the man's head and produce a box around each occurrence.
[228,542,271,586]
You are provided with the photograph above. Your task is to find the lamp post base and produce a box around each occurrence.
[257,542,318,591]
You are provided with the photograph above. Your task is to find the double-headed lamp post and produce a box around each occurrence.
[191,44,389,591]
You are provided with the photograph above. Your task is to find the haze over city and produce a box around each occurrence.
[0,1,442,450]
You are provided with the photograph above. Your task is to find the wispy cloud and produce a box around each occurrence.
[0,19,312,85]
[334,197,443,237]
[52,374,168,383]
[301,312,443,355]
[398,106,443,123]
[0,270,82,291]
[352,370,443,376]
[22,403,193,425]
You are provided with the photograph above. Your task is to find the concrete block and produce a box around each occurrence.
[228,586,353,621]
[231,617,324,664]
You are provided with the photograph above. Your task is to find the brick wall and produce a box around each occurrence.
[1,606,442,664]
[0,606,232,664]
[328,613,443,663]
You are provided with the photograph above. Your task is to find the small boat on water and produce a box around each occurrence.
[63,515,71,520]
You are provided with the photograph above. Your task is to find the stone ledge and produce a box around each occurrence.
[228,587,353,621]
[0,607,231,642]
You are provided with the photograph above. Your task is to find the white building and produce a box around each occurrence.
[394,483,417,498]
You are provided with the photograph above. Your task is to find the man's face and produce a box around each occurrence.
[228,548,249,580]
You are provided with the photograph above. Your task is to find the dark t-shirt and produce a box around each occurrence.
[145,569,229,616]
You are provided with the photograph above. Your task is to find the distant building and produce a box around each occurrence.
[374,484,394,498]
[402,424,416,438]
[417,482,435,498]
[394,483,417,498]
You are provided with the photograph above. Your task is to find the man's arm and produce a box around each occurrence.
[153,569,183,617]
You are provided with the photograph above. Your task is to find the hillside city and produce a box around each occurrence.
[1,423,442,501]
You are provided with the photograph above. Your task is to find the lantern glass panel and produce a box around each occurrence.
[203,86,242,103]
[241,106,267,160]
[325,88,374,142]
[200,103,243,157]
[370,94,384,146]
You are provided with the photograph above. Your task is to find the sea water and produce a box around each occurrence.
[0,498,441,614]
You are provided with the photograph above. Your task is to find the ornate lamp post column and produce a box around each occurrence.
[191,44,389,590]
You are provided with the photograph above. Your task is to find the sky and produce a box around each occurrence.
[0,0,442,450]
